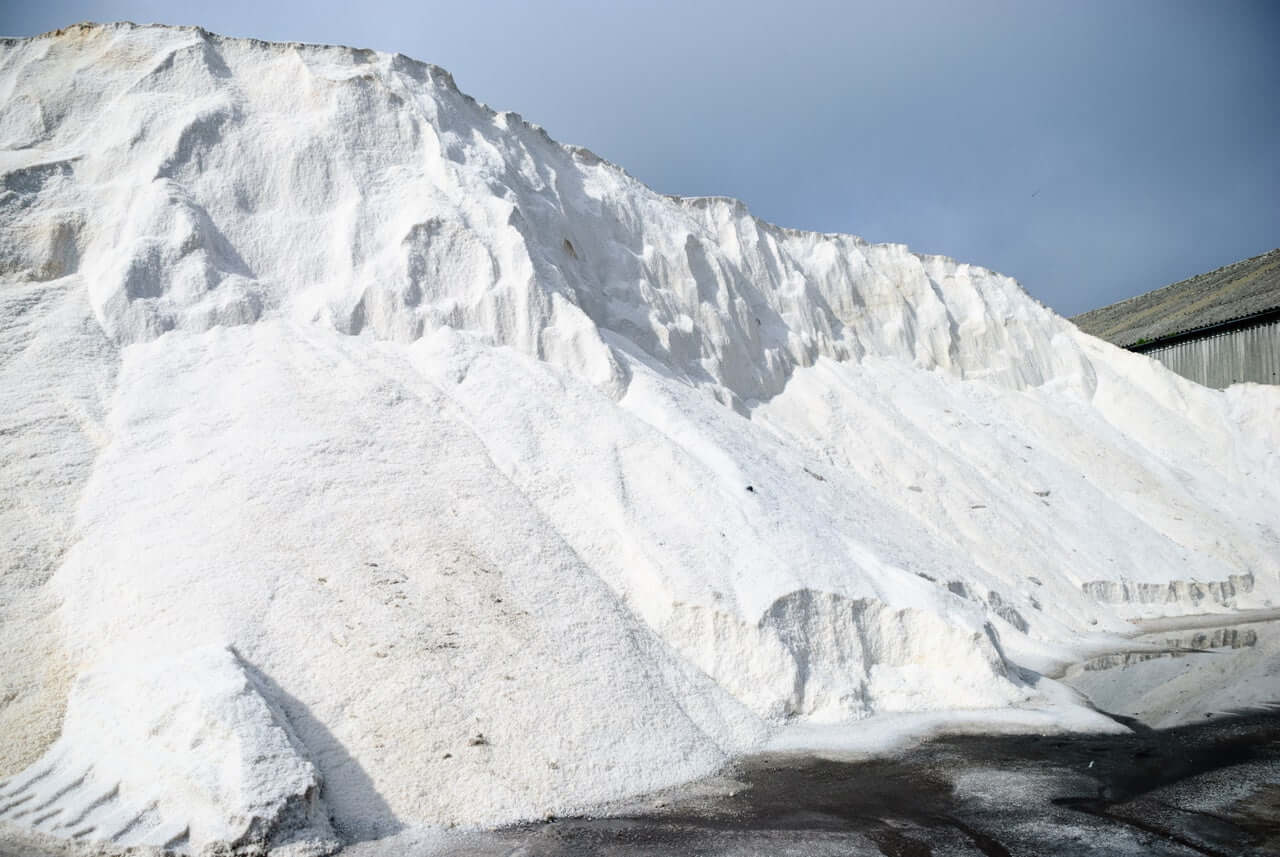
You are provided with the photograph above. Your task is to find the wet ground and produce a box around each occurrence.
[360,617,1280,856]
[395,709,1277,857]
[1061,616,1280,730]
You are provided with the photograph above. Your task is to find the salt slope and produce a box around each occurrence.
[0,21,1277,851]
[0,646,336,855]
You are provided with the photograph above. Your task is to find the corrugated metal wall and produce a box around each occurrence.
[1142,319,1280,388]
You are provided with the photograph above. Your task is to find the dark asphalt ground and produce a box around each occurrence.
[437,708,1280,857]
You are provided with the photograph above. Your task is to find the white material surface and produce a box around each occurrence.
[1,21,1277,852]
[0,646,335,855]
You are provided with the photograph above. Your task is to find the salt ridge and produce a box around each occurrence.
[0,22,1277,854]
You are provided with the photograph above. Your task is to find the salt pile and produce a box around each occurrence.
[1,22,1276,854]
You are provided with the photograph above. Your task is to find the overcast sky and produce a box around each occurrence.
[5,1,1277,316]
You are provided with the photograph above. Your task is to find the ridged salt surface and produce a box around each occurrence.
[1,22,1277,853]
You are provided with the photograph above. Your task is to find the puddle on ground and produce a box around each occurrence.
[1077,626,1259,672]
[1063,618,1280,730]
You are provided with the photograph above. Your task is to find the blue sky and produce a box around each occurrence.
[5,1,1277,315]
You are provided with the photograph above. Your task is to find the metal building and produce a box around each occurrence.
[1072,248,1280,388]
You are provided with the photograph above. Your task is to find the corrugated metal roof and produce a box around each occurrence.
[1070,247,1280,348]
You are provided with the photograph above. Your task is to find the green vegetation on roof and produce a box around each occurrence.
[1071,248,1280,348]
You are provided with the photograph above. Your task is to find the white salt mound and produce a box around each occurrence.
[0,646,335,855]
[0,21,1276,854]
